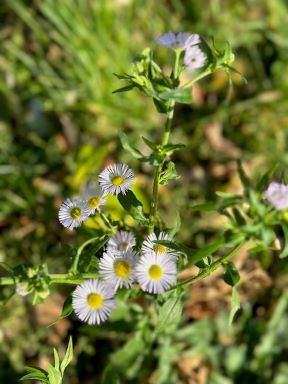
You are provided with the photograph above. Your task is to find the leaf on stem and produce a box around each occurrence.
[118,190,148,225]
[119,131,143,160]
[229,286,241,326]
[159,87,192,104]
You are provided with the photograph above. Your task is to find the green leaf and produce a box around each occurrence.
[0,262,16,304]
[161,143,186,153]
[155,294,183,334]
[190,202,218,211]
[102,364,120,384]
[20,367,49,383]
[60,336,73,375]
[53,349,60,371]
[256,163,279,192]
[47,363,62,384]
[229,286,241,326]
[168,211,181,237]
[237,160,252,191]
[142,136,158,151]
[280,224,288,258]
[159,162,180,185]
[118,191,148,225]
[118,131,143,160]
[159,87,192,104]
[112,84,135,94]
[223,261,240,286]
[157,237,226,267]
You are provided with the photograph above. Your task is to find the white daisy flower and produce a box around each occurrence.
[81,182,106,215]
[184,45,206,70]
[58,198,90,230]
[106,231,136,253]
[98,163,134,195]
[135,253,177,294]
[263,182,288,211]
[142,232,176,258]
[72,279,115,325]
[156,32,200,50]
[99,250,137,291]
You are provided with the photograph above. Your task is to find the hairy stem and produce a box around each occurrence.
[148,50,181,233]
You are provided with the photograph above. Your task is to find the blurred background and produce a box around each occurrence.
[1,0,288,383]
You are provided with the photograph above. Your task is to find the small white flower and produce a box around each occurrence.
[142,232,176,258]
[99,250,137,291]
[263,182,288,211]
[99,163,134,195]
[72,279,115,325]
[184,45,206,70]
[58,198,90,230]
[16,282,31,297]
[81,182,106,215]
[135,253,177,294]
[107,231,136,253]
[156,32,200,50]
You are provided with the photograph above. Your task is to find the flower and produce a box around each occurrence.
[184,45,206,70]
[99,250,137,291]
[72,279,115,325]
[156,32,200,50]
[98,163,134,195]
[263,182,288,211]
[16,282,31,297]
[142,232,176,258]
[81,182,106,215]
[135,253,177,294]
[58,198,90,230]
[106,230,136,253]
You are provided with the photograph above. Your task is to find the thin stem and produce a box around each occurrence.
[100,211,114,230]
[173,241,246,290]
[0,273,99,286]
[148,50,181,233]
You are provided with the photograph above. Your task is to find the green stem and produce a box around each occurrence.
[0,273,99,286]
[173,241,246,290]
[148,50,181,234]
[100,211,114,230]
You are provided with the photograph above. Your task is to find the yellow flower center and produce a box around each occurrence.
[88,196,100,209]
[153,245,167,254]
[70,207,82,219]
[112,175,124,186]
[87,293,103,309]
[114,260,131,278]
[148,264,163,280]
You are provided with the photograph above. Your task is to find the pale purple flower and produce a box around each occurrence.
[184,45,206,70]
[263,182,288,211]
[156,32,200,50]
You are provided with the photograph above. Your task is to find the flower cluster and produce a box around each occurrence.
[156,31,206,70]
[72,231,178,325]
[58,164,134,230]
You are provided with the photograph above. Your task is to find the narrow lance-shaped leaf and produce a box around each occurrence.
[229,286,241,326]
[155,294,183,334]
[256,163,279,192]
[60,336,73,375]
[20,367,49,383]
[47,364,62,384]
[118,190,148,225]
[159,87,192,104]
[118,131,143,160]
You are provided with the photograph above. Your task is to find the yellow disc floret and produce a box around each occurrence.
[70,207,82,219]
[114,260,131,278]
[153,245,167,254]
[87,293,103,309]
[148,264,163,280]
[112,175,124,186]
[88,196,100,209]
